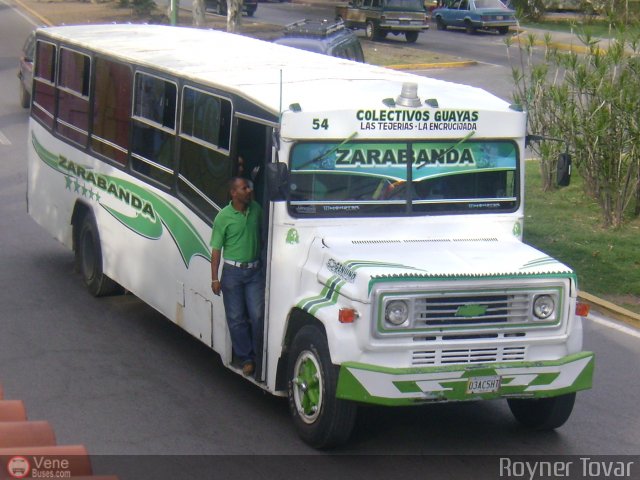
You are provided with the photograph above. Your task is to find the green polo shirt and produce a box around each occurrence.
[210,200,262,262]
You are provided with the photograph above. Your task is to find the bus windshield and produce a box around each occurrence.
[288,140,518,217]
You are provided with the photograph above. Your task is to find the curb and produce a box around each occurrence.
[579,291,640,328]
[512,28,604,54]
[0,385,119,478]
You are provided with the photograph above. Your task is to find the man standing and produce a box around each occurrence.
[210,177,264,377]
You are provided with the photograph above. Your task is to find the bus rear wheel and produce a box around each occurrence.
[76,213,122,297]
[507,393,576,430]
[287,325,357,449]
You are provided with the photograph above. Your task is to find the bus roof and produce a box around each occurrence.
[39,24,512,116]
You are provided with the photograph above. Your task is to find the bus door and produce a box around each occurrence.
[232,116,274,380]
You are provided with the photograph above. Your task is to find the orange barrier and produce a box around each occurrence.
[0,421,57,448]
[53,478,120,480]
[0,445,93,477]
[0,400,27,422]
[0,385,118,478]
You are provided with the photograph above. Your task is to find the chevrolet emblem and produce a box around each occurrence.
[455,304,488,317]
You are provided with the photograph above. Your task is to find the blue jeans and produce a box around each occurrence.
[221,264,264,365]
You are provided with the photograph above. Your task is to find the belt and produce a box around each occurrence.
[224,259,260,269]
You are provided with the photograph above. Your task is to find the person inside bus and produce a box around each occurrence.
[237,154,263,203]
[210,177,264,377]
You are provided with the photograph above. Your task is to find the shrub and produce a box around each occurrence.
[509,28,640,228]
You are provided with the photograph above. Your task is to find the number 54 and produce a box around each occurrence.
[312,118,329,130]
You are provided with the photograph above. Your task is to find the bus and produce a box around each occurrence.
[27,24,594,449]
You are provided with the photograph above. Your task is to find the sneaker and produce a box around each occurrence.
[242,361,255,376]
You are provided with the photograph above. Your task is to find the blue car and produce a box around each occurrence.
[432,0,517,34]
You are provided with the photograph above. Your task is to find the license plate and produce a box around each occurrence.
[466,375,501,394]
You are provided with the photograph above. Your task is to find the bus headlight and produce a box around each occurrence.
[533,294,555,320]
[385,300,410,326]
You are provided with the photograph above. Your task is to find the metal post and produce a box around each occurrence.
[171,0,178,25]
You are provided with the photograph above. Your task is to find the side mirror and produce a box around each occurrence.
[556,152,571,187]
[266,162,289,201]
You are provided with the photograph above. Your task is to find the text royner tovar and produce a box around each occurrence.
[499,457,635,479]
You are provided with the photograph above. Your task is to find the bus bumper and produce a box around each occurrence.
[336,351,594,406]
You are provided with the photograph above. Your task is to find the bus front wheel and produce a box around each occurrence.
[507,393,576,430]
[77,213,122,297]
[287,325,357,449]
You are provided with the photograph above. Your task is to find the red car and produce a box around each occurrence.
[18,31,35,108]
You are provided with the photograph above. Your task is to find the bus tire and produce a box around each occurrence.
[507,393,576,430]
[77,213,122,297]
[287,325,357,449]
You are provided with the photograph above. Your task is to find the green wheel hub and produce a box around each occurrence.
[292,351,323,424]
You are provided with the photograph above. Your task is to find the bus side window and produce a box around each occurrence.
[181,87,232,151]
[56,48,91,147]
[32,40,57,129]
[178,86,233,220]
[131,72,177,187]
[91,57,132,166]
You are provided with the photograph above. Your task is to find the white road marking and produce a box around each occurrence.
[0,130,12,146]
[0,0,41,26]
[588,311,640,339]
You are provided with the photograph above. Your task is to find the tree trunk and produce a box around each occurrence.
[227,0,242,32]
[192,0,206,26]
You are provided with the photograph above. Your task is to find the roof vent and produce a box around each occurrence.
[396,82,421,108]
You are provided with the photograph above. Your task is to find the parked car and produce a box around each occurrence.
[274,20,365,62]
[205,0,257,17]
[335,0,429,43]
[18,31,35,109]
[432,0,517,34]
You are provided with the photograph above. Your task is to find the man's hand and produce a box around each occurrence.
[211,248,222,296]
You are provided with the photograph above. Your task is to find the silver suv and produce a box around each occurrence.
[274,20,365,63]
[18,31,35,108]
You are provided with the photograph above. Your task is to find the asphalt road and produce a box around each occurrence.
[254,1,525,67]
[247,1,529,101]
[0,1,638,477]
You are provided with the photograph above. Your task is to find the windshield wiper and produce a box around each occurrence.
[416,130,476,170]
[297,131,358,170]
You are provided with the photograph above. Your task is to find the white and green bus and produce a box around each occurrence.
[27,24,594,448]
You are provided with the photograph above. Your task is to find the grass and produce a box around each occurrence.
[523,161,640,313]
